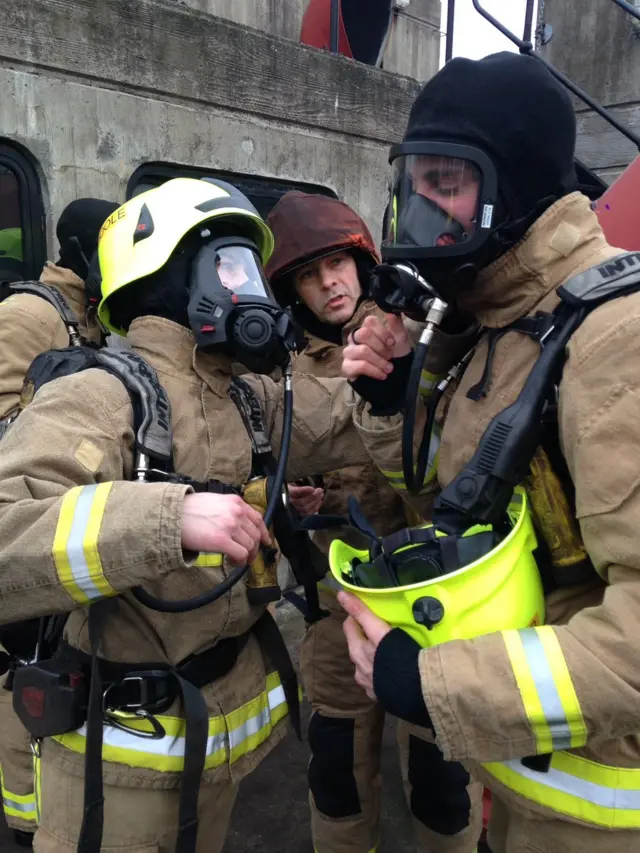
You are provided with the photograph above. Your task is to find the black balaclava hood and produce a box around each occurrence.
[403,51,578,267]
[56,199,119,280]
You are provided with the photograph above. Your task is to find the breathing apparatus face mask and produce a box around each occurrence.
[188,234,298,374]
[373,142,499,316]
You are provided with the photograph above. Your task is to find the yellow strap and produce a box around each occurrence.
[193,553,223,568]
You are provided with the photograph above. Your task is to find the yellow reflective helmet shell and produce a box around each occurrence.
[97,178,275,335]
[329,487,545,647]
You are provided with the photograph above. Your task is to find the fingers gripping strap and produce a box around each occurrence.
[95,349,172,461]
[6,282,79,329]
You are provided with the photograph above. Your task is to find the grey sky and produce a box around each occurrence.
[439,0,538,64]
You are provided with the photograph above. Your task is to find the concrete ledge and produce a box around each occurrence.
[1,0,420,143]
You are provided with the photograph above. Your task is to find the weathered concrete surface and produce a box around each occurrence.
[0,0,428,255]
[0,67,397,256]
[173,0,440,82]
[385,0,441,82]
[539,0,640,179]
[2,0,418,144]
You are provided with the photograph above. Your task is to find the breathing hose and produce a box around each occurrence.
[401,298,448,494]
[132,363,295,613]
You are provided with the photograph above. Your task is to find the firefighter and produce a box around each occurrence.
[0,198,117,848]
[336,52,640,853]
[265,190,482,853]
[0,199,118,426]
[0,177,377,853]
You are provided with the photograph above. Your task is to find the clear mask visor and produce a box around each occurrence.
[214,245,273,299]
[384,155,484,250]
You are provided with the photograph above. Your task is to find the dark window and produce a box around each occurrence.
[0,141,46,283]
[126,163,337,219]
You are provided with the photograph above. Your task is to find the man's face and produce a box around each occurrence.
[217,256,250,291]
[409,155,481,234]
[293,250,362,326]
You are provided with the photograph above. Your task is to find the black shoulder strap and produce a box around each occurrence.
[558,250,640,307]
[228,377,273,473]
[94,349,173,464]
[1,280,81,343]
[18,346,173,467]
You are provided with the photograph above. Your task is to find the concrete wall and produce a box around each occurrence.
[174,0,304,42]
[538,0,640,181]
[1,0,426,255]
[385,0,441,81]
[174,0,440,81]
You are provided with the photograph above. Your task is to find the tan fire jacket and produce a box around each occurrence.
[0,263,101,420]
[353,193,640,831]
[0,316,369,790]
[294,300,407,554]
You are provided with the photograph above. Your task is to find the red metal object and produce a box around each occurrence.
[593,156,640,251]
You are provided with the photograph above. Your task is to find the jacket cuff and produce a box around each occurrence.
[373,628,433,729]
[418,645,468,761]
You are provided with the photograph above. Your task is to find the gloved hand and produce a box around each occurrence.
[338,590,433,729]
[342,313,414,415]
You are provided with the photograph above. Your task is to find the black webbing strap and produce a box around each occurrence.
[76,601,210,853]
[252,611,301,741]
[77,599,113,853]
[174,676,208,853]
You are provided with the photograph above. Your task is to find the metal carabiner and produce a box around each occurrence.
[103,707,166,740]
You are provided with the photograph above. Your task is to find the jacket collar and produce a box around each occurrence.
[457,193,617,328]
[300,298,375,360]
[39,262,101,342]
[127,316,234,397]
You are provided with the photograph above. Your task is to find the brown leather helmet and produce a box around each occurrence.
[265,192,380,306]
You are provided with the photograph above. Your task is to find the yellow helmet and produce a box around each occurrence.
[97,178,275,334]
[329,487,545,647]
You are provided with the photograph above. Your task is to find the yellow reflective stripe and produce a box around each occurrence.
[378,425,441,492]
[33,753,41,824]
[536,627,587,749]
[227,671,288,763]
[503,627,586,753]
[0,766,36,823]
[193,553,223,568]
[503,630,553,753]
[484,752,640,829]
[419,369,440,398]
[53,672,289,773]
[52,484,116,603]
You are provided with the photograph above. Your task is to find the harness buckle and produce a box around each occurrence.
[102,670,172,714]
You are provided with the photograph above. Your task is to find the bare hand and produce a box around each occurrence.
[181,493,271,566]
[288,483,325,516]
[342,314,411,383]
[338,590,392,700]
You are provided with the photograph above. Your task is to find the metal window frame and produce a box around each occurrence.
[126,163,338,217]
[0,141,46,282]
